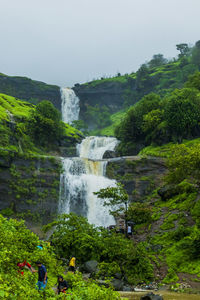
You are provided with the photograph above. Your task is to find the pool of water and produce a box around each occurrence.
[120,291,200,300]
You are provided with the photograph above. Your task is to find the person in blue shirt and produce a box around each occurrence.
[32,261,48,291]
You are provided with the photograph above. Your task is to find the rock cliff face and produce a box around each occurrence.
[0,151,61,226]
[0,73,61,110]
[73,80,130,117]
[106,156,167,201]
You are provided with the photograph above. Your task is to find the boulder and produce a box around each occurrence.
[140,292,163,300]
[111,278,124,291]
[114,272,123,279]
[123,285,132,291]
[103,150,116,159]
[82,260,98,273]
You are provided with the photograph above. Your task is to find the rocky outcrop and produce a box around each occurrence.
[106,156,167,201]
[0,73,61,110]
[0,151,61,226]
[73,80,131,118]
[81,260,98,274]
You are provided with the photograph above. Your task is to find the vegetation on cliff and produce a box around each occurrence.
[0,73,61,109]
[0,93,82,156]
[115,72,200,155]
[80,40,200,136]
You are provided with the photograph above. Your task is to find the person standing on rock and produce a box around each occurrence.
[69,256,76,273]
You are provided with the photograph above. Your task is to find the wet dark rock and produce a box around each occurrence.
[106,156,167,202]
[82,260,98,273]
[140,292,163,300]
[123,285,132,291]
[73,81,130,117]
[114,272,123,279]
[103,150,116,159]
[111,278,124,291]
[0,153,61,226]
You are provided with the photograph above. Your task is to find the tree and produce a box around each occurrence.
[185,72,200,91]
[28,100,65,147]
[192,40,200,69]
[164,88,200,142]
[44,213,100,263]
[115,93,161,143]
[166,144,200,184]
[148,54,167,68]
[94,183,129,236]
[176,43,190,58]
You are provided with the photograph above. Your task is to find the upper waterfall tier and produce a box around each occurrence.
[77,136,119,160]
[60,87,80,124]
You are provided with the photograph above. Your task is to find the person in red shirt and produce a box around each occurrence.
[17,261,32,275]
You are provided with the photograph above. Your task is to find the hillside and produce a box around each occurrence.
[0,73,61,109]
[0,94,83,227]
[73,41,200,134]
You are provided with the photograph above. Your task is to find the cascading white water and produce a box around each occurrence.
[60,87,80,124]
[77,136,119,160]
[59,137,118,227]
[59,88,119,227]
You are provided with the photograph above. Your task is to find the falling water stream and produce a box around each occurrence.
[59,88,118,227]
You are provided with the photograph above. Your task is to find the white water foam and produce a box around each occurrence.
[60,87,80,124]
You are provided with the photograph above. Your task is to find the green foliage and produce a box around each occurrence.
[147,54,168,68]
[94,183,129,219]
[166,144,200,184]
[191,40,200,69]
[86,104,111,130]
[45,213,154,284]
[185,71,200,90]
[71,119,89,135]
[0,93,82,156]
[115,72,200,155]
[28,100,65,147]
[115,93,160,145]
[176,43,191,58]
[92,110,127,136]
[127,203,152,225]
[163,88,200,142]
[44,213,100,263]
[96,262,121,278]
[0,214,121,299]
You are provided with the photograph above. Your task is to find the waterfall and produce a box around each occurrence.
[59,137,118,227]
[60,87,80,124]
[77,136,119,160]
[59,87,119,227]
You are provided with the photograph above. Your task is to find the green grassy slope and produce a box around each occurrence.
[0,93,82,155]
[0,72,61,109]
[91,109,127,136]
[135,139,200,288]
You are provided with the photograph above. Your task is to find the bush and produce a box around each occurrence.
[127,203,152,225]
[28,100,65,147]
[0,214,121,299]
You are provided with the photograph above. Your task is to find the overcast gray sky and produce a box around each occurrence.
[0,0,200,87]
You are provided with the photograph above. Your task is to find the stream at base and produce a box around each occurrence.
[120,291,200,300]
